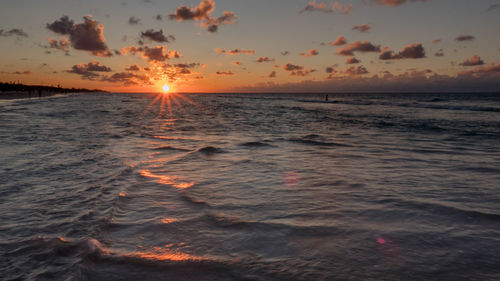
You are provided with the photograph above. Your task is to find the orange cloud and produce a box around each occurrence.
[329,36,347,46]
[460,55,485,67]
[299,49,319,57]
[337,40,380,56]
[216,48,255,55]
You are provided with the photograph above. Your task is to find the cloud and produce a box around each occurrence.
[268,71,277,78]
[283,63,304,71]
[47,37,70,52]
[66,60,112,80]
[337,40,380,56]
[460,55,484,67]
[329,36,347,46]
[299,49,319,57]
[299,1,353,14]
[0,28,28,37]
[455,35,474,41]
[435,49,444,57]
[353,24,372,33]
[379,43,426,60]
[102,72,151,85]
[458,63,500,77]
[399,43,426,58]
[140,29,175,43]
[369,0,428,6]
[346,57,360,64]
[282,63,315,76]
[326,66,338,73]
[216,48,255,55]
[126,64,142,71]
[155,14,163,21]
[128,16,141,25]
[233,68,500,93]
[231,61,243,66]
[121,46,181,61]
[215,71,234,75]
[342,65,369,76]
[487,3,500,11]
[11,70,32,75]
[432,39,441,44]
[46,16,112,57]
[290,69,316,77]
[256,57,275,63]
[168,0,237,33]
[281,51,290,56]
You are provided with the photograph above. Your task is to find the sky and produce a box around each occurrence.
[0,0,499,93]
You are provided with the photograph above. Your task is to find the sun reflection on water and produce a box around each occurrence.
[140,169,195,189]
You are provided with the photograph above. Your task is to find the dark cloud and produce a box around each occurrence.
[379,43,426,60]
[435,49,444,57]
[46,16,112,57]
[0,28,28,37]
[329,36,347,46]
[102,72,151,85]
[155,14,163,20]
[326,66,338,74]
[283,63,304,71]
[460,55,484,67]
[346,57,360,64]
[455,35,474,41]
[128,16,141,25]
[140,29,175,43]
[268,71,277,78]
[168,0,237,33]
[216,48,255,55]
[121,46,181,61]
[256,57,275,63]
[67,61,112,80]
[290,69,316,77]
[343,66,369,76]
[46,16,74,34]
[299,49,319,57]
[337,40,380,56]
[126,64,141,71]
[281,51,290,56]
[353,24,372,33]
[299,1,353,14]
[487,3,500,11]
[400,43,426,58]
[231,61,243,66]
[216,71,234,75]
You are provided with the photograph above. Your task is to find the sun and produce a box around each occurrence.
[162,84,170,93]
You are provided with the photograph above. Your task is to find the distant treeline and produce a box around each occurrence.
[0,82,105,93]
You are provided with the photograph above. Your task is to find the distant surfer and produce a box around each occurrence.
[325,94,328,102]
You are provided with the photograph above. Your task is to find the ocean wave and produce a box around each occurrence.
[197,146,225,155]
[288,137,350,147]
[239,141,272,147]
[152,145,191,152]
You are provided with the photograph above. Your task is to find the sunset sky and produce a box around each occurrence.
[1,0,499,93]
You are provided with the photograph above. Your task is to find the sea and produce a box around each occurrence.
[1,92,499,281]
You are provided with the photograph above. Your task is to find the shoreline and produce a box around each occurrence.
[0,91,73,100]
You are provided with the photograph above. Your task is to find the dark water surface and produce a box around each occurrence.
[1,92,499,281]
